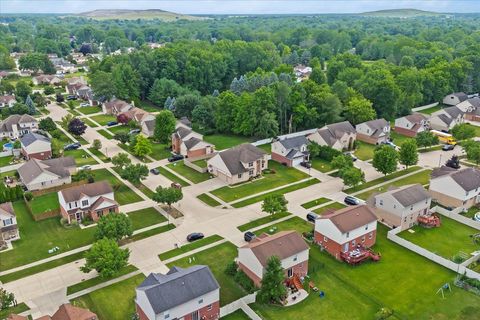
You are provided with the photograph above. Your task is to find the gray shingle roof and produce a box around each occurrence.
[431,166,480,191]
[174,127,192,139]
[278,135,308,150]
[465,97,480,109]
[360,118,389,137]
[320,205,377,233]
[404,113,427,124]
[137,265,219,314]
[0,114,37,132]
[18,157,75,184]
[20,133,50,147]
[218,143,266,175]
[317,121,356,147]
[436,114,453,126]
[60,181,113,202]
[451,92,468,101]
[431,166,457,179]
[183,137,202,150]
[443,106,463,119]
[390,184,430,207]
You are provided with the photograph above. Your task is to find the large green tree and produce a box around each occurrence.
[451,123,476,141]
[261,194,288,218]
[94,213,133,242]
[80,238,130,279]
[257,256,287,304]
[119,163,149,185]
[343,97,376,125]
[372,145,398,176]
[399,139,418,168]
[153,110,176,144]
[153,186,183,209]
[132,134,152,158]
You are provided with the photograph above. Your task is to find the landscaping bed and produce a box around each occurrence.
[64,149,98,166]
[301,197,331,209]
[158,235,224,261]
[197,193,221,207]
[156,166,190,186]
[91,169,143,205]
[237,211,291,232]
[167,161,211,184]
[127,208,167,230]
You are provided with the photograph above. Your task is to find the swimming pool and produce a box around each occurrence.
[3,142,13,150]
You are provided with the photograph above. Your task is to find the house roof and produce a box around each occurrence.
[7,315,28,320]
[143,119,155,132]
[137,265,219,315]
[359,118,389,137]
[20,132,50,147]
[431,166,480,191]
[277,135,309,150]
[51,303,97,320]
[105,99,131,112]
[60,181,113,203]
[450,92,468,101]
[218,143,266,175]
[18,157,75,184]
[0,114,37,132]
[443,106,463,118]
[0,202,15,217]
[316,121,355,147]
[404,113,427,124]
[320,205,377,233]
[436,113,453,126]
[183,137,202,150]
[387,184,430,207]
[179,117,191,128]
[89,196,118,211]
[431,166,457,178]
[174,126,193,139]
[242,231,309,267]
[464,97,480,109]
[0,95,16,104]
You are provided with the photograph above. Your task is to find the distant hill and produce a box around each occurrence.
[360,9,448,18]
[76,9,206,21]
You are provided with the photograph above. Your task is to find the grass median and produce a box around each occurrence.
[156,166,190,187]
[197,193,221,207]
[237,211,291,232]
[301,197,331,209]
[158,235,224,261]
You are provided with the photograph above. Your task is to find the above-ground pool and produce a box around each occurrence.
[3,142,13,150]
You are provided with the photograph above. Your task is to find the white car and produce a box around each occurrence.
[79,165,92,171]
[80,103,90,107]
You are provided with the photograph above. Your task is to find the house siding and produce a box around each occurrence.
[22,149,51,160]
[314,229,377,261]
[393,126,418,137]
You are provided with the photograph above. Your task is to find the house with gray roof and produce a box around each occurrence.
[462,97,480,122]
[369,184,431,230]
[0,114,38,139]
[443,92,468,106]
[429,166,480,210]
[20,132,51,160]
[0,95,16,108]
[271,135,309,167]
[207,143,268,185]
[0,202,19,248]
[172,125,214,158]
[17,157,76,191]
[394,113,429,137]
[135,265,220,320]
[356,119,390,145]
[430,106,464,132]
[102,98,133,115]
[307,121,356,151]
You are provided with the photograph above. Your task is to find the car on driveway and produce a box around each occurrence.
[306,212,318,223]
[244,231,256,242]
[381,141,398,149]
[79,165,92,171]
[66,95,77,100]
[442,144,455,151]
[171,182,182,189]
[187,233,204,242]
[63,143,81,151]
[344,152,358,162]
[80,103,89,107]
[129,129,141,135]
[344,196,361,206]
[107,121,118,126]
[300,161,312,168]
[168,154,184,162]
[150,168,160,175]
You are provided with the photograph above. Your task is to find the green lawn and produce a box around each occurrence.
[390,131,415,146]
[150,142,171,160]
[257,143,272,154]
[313,202,347,215]
[221,309,250,320]
[72,274,146,320]
[204,134,252,150]
[354,141,377,161]
[78,106,101,115]
[127,208,167,230]
[400,217,480,259]
[87,147,111,162]
[419,105,442,115]
[463,206,479,219]
[301,197,331,209]
[108,125,129,135]
[356,169,431,200]
[237,211,291,232]
[138,100,161,112]
[211,161,309,203]
[0,201,96,271]
[64,149,98,166]
[167,242,247,306]
[29,192,60,216]
[192,158,208,168]
[156,166,190,187]
[344,166,421,193]
[159,235,224,261]
[91,114,117,126]
[97,129,113,139]
[126,224,175,243]
[465,123,480,138]
[0,155,13,167]
[83,117,99,128]
[117,143,153,163]
[166,161,211,184]
[197,193,221,207]
[0,303,30,319]
[92,169,143,205]
[137,183,155,199]
[0,170,16,179]
[311,158,334,173]
[253,216,313,236]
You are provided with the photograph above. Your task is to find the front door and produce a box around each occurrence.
[343,242,349,253]
[76,212,82,223]
[191,310,199,320]
[287,268,293,278]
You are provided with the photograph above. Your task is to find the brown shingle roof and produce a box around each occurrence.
[51,303,97,320]
[320,205,377,233]
[60,181,113,202]
[404,113,427,124]
[0,114,37,132]
[218,143,266,175]
[0,202,15,217]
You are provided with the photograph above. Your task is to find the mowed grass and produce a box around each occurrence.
[64,149,98,166]
[88,147,111,162]
[465,123,480,137]
[211,161,309,203]
[253,216,313,236]
[419,105,442,115]
[150,142,171,160]
[312,202,347,215]
[204,134,252,150]
[82,117,99,128]
[166,161,211,184]
[399,217,480,259]
[0,201,95,271]
[167,242,247,306]
[311,158,334,173]
[345,166,421,193]
[91,114,117,126]
[0,303,30,319]
[156,166,190,186]
[78,106,101,115]
[301,197,331,209]
[221,309,251,320]
[72,274,146,320]
[29,192,60,216]
[108,125,129,135]
[0,155,13,167]
[127,208,167,230]
[237,211,291,232]
[158,235,224,261]
[97,129,113,139]
[197,193,221,207]
[92,169,143,205]
[390,131,414,146]
[354,141,377,161]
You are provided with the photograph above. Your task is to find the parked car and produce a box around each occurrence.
[381,141,398,149]
[171,182,182,189]
[66,95,77,100]
[79,165,91,171]
[445,155,461,169]
[129,129,141,135]
[244,231,256,242]
[106,121,118,126]
[150,168,160,175]
[306,212,318,223]
[80,103,89,107]
[187,233,204,242]
[63,143,80,150]
[168,154,184,162]
[442,144,455,151]
[300,161,312,168]
[344,196,361,206]
[344,152,358,162]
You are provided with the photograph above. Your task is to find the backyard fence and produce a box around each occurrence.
[432,206,480,230]
[184,154,214,173]
[412,102,439,112]
[30,180,88,197]
[220,293,257,318]
[24,197,60,221]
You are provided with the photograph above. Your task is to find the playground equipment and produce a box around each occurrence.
[436,283,451,299]
[341,246,381,265]
[418,214,441,228]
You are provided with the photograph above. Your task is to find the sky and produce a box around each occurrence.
[1,0,479,14]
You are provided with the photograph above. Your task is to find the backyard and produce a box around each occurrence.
[203,134,252,150]
[311,158,334,173]
[92,169,143,205]
[64,149,98,166]
[150,142,171,160]
[78,106,101,115]
[28,192,59,216]
[166,161,211,184]
[390,131,414,146]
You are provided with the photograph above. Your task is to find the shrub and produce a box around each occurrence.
[24,191,33,201]
[375,307,393,320]
[234,270,255,293]
[224,261,238,276]
[452,254,466,264]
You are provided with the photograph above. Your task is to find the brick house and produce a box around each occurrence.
[429,166,480,210]
[171,126,214,158]
[20,132,52,160]
[102,98,133,115]
[430,106,464,132]
[135,265,220,320]
[9,303,97,320]
[355,118,390,145]
[314,205,377,261]
[18,157,76,191]
[307,121,356,151]
[393,113,429,137]
[271,135,309,167]
[0,202,19,246]
[118,107,156,137]
[58,181,119,224]
[461,97,480,122]
[237,231,309,287]
[0,114,38,139]
[369,184,431,231]
[443,92,468,106]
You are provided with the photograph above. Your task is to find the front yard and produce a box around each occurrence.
[311,158,334,173]
[127,208,167,230]
[92,169,143,205]
[203,134,253,150]
[312,202,346,215]
[64,149,98,166]
[91,114,117,126]
[354,141,377,161]
[78,106,101,115]
[166,161,211,184]
[150,142,171,160]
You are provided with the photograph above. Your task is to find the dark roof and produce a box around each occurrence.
[60,181,113,202]
[316,121,355,147]
[389,184,430,207]
[465,97,480,109]
[218,143,266,175]
[143,119,155,131]
[51,303,97,320]
[360,118,389,137]
[320,205,377,233]
[183,137,202,150]
[137,265,219,315]
[436,114,453,126]
[0,202,15,217]
[431,166,480,191]
[179,117,191,128]
[20,132,50,147]
[277,135,309,150]
[174,127,192,139]
[443,106,463,118]
[0,114,37,132]
[450,92,468,101]
[431,166,457,179]
[404,113,427,123]
[18,157,75,184]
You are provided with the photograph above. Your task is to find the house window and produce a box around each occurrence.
[164,314,170,319]
[81,200,89,207]
[365,225,368,230]
[362,236,365,243]
[198,298,204,304]
[393,205,396,209]
[410,206,413,211]
[97,210,103,217]
[379,200,383,206]
[346,232,349,238]
[352,239,356,246]
[249,169,254,176]
[109,208,115,213]
[404,217,407,222]
[3,218,13,226]
[238,173,242,178]
[262,160,265,168]
[207,304,213,311]
[324,236,328,242]
[69,203,72,209]
[293,255,298,262]
[369,232,373,239]
[287,268,293,278]
[248,162,253,167]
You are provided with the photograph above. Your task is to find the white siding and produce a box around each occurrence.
[315,219,377,245]
[158,289,219,320]
[238,248,264,279]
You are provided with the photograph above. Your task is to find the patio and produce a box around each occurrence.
[284,289,309,306]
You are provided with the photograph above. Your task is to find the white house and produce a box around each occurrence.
[394,113,429,137]
[355,118,390,145]
[456,97,480,113]
[271,135,309,167]
[0,95,16,108]
[308,121,356,151]
[0,114,38,139]
[17,157,76,191]
[0,202,19,245]
[430,106,464,132]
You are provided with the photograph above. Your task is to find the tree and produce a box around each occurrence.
[114,132,130,144]
[68,118,87,135]
[310,68,326,85]
[132,134,152,158]
[51,138,64,157]
[463,140,480,165]
[257,256,287,304]
[343,97,376,125]
[340,166,365,188]
[119,163,149,185]
[43,85,55,95]
[117,113,130,125]
[56,93,65,103]
[153,186,183,209]
[39,117,56,132]
[451,123,476,141]
[0,287,15,310]
[372,145,398,176]
[80,238,130,279]
[331,154,354,170]
[112,153,131,169]
[416,131,439,149]
[92,139,102,150]
[399,139,418,168]
[261,195,288,218]
[90,71,115,100]
[94,213,133,242]
[154,110,176,143]
[25,95,36,115]
[15,80,32,100]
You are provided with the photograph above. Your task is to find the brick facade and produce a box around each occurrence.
[393,126,417,138]
[172,136,181,154]
[271,152,293,167]
[314,230,377,261]
[135,303,149,320]
[22,149,52,160]
[136,301,220,320]
[238,261,263,287]
[238,260,308,288]
[356,133,382,145]
[465,114,480,122]
[60,205,119,224]
[188,148,207,159]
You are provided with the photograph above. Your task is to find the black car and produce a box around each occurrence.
[187,232,204,242]
[63,143,80,151]
[244,231,256,242]
[107,121,118,126]
[168,154,184,162]
[344,196,360,206]
[442,144,455,151]
[150,168,160,175]
[300,161,312,169]
[306,212,318,223]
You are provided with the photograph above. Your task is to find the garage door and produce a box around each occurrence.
[292,157,303,166]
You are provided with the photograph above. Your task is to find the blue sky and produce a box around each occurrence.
[1,0,479,14]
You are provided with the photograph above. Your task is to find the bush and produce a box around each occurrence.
[318,145,342,161]
[24,191,33,201]
[234,270,255,293]
[375,308,393,320]
[452,254,466,264]
[224,261,238,276]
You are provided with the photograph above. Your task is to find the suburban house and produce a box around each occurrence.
[294,65,312,82]
[271,135,309,167]
[0,114,38,139]
[429,106,464,132]
[20,132,52,160]
[0,70,9,79]
[102,98,133,115]
[65,78,86,95]
[314,205,377,261]
[355,118,390,145]
[429,166,480,210]
[443,92,468,106]
[0,202,19,246]
[118,107,156,137]
[172,126,214,158]
[307,121,356,151]
[32,74,62,86]
[141,119,156,138]
[9,303,97,320]
[237,231,310,287]
[369,184,431,231]
[18,157,76,191]
[462,97,480,122]
[0,95,16,108]
[135,265,220,320]
[394,113,429,137]
[58,181,119,224]
[207,143,268,185]
[50,57,77,74]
